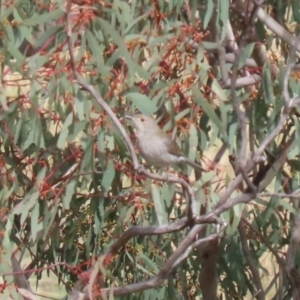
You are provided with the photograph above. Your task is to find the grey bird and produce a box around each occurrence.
[125,114,205,172]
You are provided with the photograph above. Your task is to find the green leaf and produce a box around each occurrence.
[21,9,64,26]
[219,0,230,41]
[57,112,73,149]
[151,184,167,225]
[31,202,40,242]
[63,179,77,210]
[106,134,115,150]
[227,203,244,235]
[194,188,206,216]
[28,54,50,73]
[76,91,89,121]
[76,32,87,62]
[163,108,191,131]
[203,0,214,29]
[125,14,147,34]
[238,43,255,69]
[279,199,297,215]
[101,160,115,192]
[192,87,226,138]
[85,225,93,251]
[137,251,159,273]
[43,201,59,240]
[7,41,25,62]
[2,290,10,300]
[121,205,136,225]
[287,159,300,171]
[114,1,132,33]
[161,183,175,212]
[0,5,13,21]
[99,18,150,80]
[80,136,94,171]
[19,191,40,225]
[86,29,105,68]
[187,124,198,163]
[292,0,300,23]
[37,166,47,181]
[262,62,275,103]
[134,258,155,276]
[211,79,228,101]
[4,22,15,44]
[0,182,15,202]
[34,25,62,49]
[126,92,158,115]
[68,121,88,142]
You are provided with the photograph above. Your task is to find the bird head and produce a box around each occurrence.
[125,114,158,134]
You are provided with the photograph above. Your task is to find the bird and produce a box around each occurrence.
[125,114,205,172]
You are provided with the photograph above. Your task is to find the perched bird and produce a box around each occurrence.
[125,114,205,172]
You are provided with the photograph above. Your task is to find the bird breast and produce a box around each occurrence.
[136,133,179,166]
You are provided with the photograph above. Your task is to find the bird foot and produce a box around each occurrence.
[164,172,170,182]
[137,165,146,173]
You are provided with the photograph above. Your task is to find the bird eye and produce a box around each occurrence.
[141,118,145,122]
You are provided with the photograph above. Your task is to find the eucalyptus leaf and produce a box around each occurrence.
[57,113,73,149]
[203,0,214,29]
[63,179,77,210]
[192,87,226,138]
[126,92,158,115]
[151,184,167,225]
[22,9,64,26]
[31,202,41,242]
[101,160,116,192]
[238,43,255,69]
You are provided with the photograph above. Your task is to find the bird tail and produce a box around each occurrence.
[182,157,206,172]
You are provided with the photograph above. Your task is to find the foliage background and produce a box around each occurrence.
[1,0,300,299]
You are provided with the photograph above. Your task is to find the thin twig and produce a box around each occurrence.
[254,32,300,158]
[99,224,206,297]
[258,189,300,199]
[238,220,265,300]
[256,7,300,52]
[64,4,204,298]
[230,2,261,171]
[173,233,220,267]
[137,166,198,219]
[65,2,139,170]
[241,217,284,265]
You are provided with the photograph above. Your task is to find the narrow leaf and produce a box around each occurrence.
[203,0,214,29]
[99,18,150,79]
[101,160,116,192]
[63,179,77,210]
[126,92,157,115]
[22,9,64,26]
[192,87,226,138]
[31,202,41,242]
[57,112,73,149]
[151,184,167,225]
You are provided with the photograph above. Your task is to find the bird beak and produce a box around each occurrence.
[124,115,133,120]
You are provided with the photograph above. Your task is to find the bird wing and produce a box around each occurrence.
[162,134,183,157]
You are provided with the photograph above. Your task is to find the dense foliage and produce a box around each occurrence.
[1,0,300,299]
